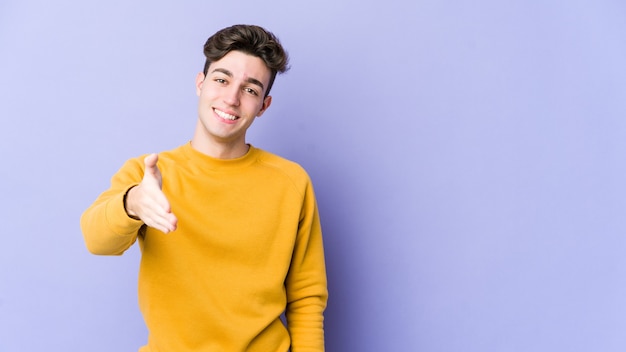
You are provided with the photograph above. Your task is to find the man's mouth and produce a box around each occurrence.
[214,108,238,121]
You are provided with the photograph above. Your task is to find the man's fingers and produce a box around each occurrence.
[143,211,178,233]
[135,188,177,232]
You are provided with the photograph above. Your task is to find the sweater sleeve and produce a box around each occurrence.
[285,179,328,352]
[80,157,146,255]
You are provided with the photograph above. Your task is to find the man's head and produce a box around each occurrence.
[202,24,289,97]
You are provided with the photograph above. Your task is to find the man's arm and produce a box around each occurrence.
[80,153,177,255]
[285,180,328,351]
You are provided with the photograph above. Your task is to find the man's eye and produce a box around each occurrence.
[245,88,258,96]
[215,78,226,84]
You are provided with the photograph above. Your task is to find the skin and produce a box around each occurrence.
[125,51,273,233]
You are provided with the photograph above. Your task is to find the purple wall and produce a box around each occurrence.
[1,1,625,351]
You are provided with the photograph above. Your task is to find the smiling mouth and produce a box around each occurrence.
[214,108,238,121]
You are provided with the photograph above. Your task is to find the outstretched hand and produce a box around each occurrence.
[125,153,178,233]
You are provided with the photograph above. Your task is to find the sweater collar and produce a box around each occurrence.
[181,141,259,170]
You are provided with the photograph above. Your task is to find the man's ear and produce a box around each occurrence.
[195,72,205,96]
[256,95,272,117]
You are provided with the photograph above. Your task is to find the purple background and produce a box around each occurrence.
[1,1,626,351]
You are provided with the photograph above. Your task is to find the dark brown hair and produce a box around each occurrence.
[202,24,290,97]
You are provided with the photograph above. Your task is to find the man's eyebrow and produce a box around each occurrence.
[212,68,233,77]
[246,77,265,91]
[211,68,265,91]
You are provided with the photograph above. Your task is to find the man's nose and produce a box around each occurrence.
[223,86,241,106]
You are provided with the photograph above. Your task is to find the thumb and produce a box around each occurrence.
[143,153,162,187]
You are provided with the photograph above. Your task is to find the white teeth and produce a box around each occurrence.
[215,109,237,120]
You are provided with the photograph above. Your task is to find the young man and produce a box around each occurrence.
[81,24,328,352]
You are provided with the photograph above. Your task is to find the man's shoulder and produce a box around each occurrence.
[254,148,310,180]
[155,144,187,159]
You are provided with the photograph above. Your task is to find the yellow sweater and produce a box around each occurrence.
[81,143,328,351]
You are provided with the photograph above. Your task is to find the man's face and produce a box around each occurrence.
[194,50,272,149]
